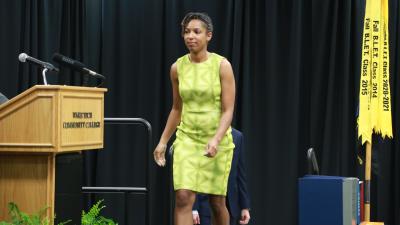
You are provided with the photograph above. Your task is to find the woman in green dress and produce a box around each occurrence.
[154,12,236,225]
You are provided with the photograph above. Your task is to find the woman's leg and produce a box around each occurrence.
[175,189,196,225]
[209,195,230,225]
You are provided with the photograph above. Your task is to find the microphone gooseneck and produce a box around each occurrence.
[18,53,59,72]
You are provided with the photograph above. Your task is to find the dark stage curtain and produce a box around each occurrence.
[0,0,87,91]
[1,0,399,225]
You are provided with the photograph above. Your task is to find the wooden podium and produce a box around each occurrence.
[0,85,107,221]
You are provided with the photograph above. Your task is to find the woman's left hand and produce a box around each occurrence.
[204,138,219,157]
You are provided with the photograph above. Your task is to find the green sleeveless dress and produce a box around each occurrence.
[173,53,235,196]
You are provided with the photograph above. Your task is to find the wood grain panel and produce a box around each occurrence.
[0,154,54,221]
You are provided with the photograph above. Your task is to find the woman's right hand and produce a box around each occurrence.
[153,143,167,167]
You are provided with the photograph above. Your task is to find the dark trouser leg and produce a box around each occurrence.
[230,216,238,225]
[199,215,211,225]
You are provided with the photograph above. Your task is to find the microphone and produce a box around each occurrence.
[307,148,319,175]
[18,53,59,72]
[52,53,105,79]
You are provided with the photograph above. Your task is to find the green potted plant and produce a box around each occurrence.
[0,200,117,225]
[0,202,70,225]
[81,200,117,225]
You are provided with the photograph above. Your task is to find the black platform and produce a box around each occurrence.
[55,153,83,224]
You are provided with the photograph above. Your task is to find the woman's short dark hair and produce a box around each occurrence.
[181,12,213,35]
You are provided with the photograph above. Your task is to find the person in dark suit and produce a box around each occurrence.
[192,128,251,225]
[0,92,8,105]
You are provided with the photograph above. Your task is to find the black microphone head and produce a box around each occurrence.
[18,53,28,62]
[52,53,85,72]
[52,53,104,80]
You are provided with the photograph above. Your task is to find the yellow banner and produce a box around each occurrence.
[378,0,392,138]
[358,0,392,144]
